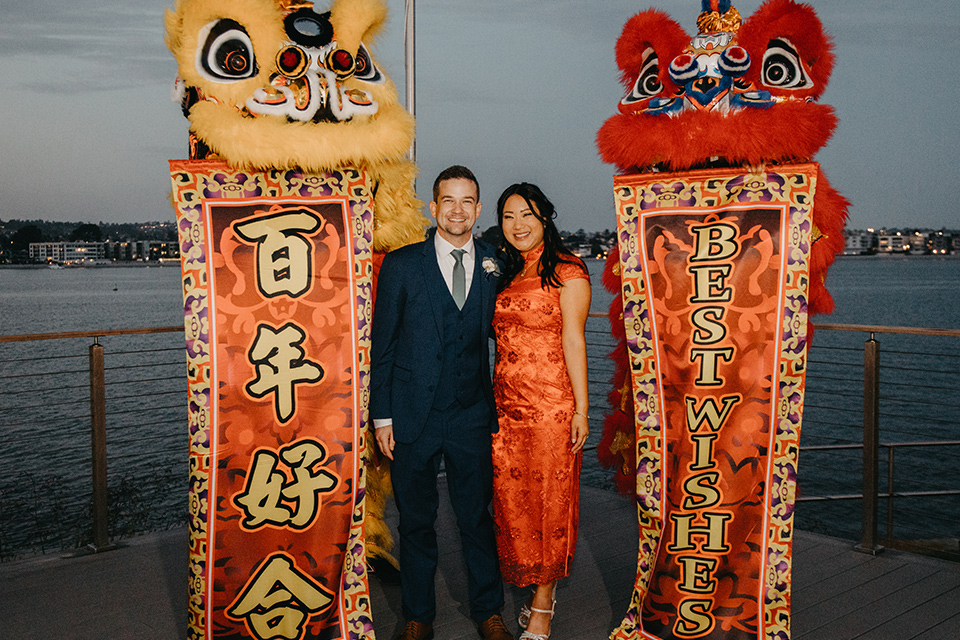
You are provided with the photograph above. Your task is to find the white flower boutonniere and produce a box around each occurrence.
[482,257,501,278]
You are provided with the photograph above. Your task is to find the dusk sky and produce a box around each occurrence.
[1,0,957,233]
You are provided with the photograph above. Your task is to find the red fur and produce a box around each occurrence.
[598,101,837,173]
[738,0,835,100]
[597,254,636,496]
[615,10,689,94]
[808,170,850,317]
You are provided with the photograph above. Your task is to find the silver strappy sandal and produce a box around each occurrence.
[518,587,556,640]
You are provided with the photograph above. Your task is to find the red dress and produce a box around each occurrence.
[491,249,588,586]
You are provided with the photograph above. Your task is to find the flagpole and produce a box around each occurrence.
[404,0,416,163]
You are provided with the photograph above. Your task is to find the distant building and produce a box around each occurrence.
[29,241,105,263]
[135,240,179,261]
[572,244,593,258]
[103,240,136,261]
[924,231,950,255]
[102,240,179,261]
[843,229,877,255]
[878,232,908,253]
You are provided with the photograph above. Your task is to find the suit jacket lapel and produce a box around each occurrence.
[420,240,446,343]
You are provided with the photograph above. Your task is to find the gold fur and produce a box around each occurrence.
[165,0,428,250]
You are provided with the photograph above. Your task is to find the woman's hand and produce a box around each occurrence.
[571,413,589,453]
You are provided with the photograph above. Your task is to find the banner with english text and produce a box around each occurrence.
[611,164,818,640]
[171,160,375,640]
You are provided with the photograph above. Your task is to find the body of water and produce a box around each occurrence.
[0,256,958,556]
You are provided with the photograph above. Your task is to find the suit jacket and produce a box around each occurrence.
[370,235,500,443]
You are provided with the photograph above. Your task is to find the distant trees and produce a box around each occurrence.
[69,223,102,242]
[0,219,179,264]
[3,225,44,263]
[11,224,44,252]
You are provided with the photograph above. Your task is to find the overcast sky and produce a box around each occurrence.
[1,0,957,233]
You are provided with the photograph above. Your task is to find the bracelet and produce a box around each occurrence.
[574,410,589,419]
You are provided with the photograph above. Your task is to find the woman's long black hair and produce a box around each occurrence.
[496,182,587,292]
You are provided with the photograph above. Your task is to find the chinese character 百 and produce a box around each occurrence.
[234,208,324,298]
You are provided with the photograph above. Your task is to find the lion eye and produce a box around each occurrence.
[761,38,812,90]
[623,47,664,104]
[200,19,257,82]
[353,44,384,83]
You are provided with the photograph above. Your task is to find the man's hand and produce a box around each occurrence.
[376,424,396,460]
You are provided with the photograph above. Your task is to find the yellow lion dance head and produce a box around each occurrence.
[165,0,426,250]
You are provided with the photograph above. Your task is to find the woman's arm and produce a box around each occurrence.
[559,276,592,453]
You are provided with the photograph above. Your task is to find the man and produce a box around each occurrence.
[371,165,510,640]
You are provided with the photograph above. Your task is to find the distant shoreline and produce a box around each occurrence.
[0,261,181,269]
[2,254,959,270]
[837,253,960,259]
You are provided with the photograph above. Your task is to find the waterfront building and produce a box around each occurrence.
[102,239,180,262]
[136,240,179,261]
[843,229,877,255]
[878,232,908,253]
[924,230,950,255]
[28,241,105,263]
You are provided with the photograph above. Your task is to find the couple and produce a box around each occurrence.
[371,165,591,640]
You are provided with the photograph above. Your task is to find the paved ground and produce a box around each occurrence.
[2,482,958,639]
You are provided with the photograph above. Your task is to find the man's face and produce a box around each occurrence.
[430,177,481,247]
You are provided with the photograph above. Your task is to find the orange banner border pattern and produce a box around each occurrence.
[170,160,375,640]
[611,164,818,640]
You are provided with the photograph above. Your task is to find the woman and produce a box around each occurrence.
[491,183,591,640]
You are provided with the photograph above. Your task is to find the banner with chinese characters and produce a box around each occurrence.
[171,160,375,640]
[611,164,818,640]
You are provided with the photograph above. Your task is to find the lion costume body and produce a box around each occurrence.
[595,2,848,638]
[165,2,421,638]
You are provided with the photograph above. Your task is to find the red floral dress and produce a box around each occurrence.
[491,248,588,586]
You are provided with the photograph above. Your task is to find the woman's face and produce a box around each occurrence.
[501,194,545,255]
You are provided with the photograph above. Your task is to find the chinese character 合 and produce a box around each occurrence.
[234,439,339,530]
[246,323,324,423]
[227,552,334,640]
[234,208,324,299]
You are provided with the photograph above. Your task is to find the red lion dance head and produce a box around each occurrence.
[597,0,848,494]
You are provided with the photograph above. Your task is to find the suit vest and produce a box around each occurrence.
[431,275,484,410]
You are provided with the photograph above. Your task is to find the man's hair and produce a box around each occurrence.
[432,165,479,203]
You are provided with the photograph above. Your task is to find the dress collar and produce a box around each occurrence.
[522,243,544,265]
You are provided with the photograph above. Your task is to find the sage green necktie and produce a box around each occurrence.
[451,249,466,309]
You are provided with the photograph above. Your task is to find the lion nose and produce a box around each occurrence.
[694,77,718,94]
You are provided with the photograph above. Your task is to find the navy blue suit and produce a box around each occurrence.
[370,235,503,625]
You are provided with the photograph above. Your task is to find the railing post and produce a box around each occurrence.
[88,338,112,552]
[886,446,895,541]
[856,332,883,554]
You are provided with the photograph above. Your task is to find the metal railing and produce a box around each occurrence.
[0,327,185,559]
[581,315,960,559]
[796,323,960,558]
[1,320,958,560]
